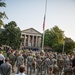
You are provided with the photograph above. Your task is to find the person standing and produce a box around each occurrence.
[0,51,5,66]
[53,60,59,75]
[15,65,26,75]
[48,65,55,75]
[72,54,75,75]
[57,54,64,75]
[44,55,50,75]
[36,55,42,75]
[64,63,73,75]
[0,58,12,75]
[22,51,27,66]
[16,52,24,74]
[9,50,16,73]
[27,53,34,75]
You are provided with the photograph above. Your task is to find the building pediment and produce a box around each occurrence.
[21,28,41,35]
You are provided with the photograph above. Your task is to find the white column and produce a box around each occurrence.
[39,37,41,47]
[36,36,37,47]
[32,35,34,46]
[37,36,39,47]
[24,35,26,46]
[28,35,30,46]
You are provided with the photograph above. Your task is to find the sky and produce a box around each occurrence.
[1,0,75,41]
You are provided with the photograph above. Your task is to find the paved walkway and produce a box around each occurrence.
[0,65,64,75]
[11,66,64,75]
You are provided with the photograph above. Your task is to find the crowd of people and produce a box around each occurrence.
[0,49,75,75]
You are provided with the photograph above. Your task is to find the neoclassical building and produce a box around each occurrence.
[20,28,41,50]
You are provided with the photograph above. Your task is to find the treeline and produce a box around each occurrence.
[43,26,75,54]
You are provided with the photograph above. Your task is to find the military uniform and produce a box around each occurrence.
[48,73,55,75]
[53,60,59,75]
[0,58,12,75]
[57,54,64,75]
[9,53,16,73]
[64,67,73,75]
[48,65,55,75]
[36,56,42,75]
[17,54,24,73]
[22,51,27,65]
[32,56,36,73]
[27,54,34,75]
[44,57,50,75]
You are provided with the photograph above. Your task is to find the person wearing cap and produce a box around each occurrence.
[0,57,12,75]
[15,65,26,75]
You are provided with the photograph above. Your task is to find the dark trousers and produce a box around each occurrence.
[0,60,3,66]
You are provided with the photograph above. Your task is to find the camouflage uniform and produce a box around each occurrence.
[9,51,16,73]
[32,56,36,73]
[44,56,50,75]
[48,65,55,75]
[17,53,24,73]
[27,53,34,75]
[49,54,54,65]
[22,51,27,65]
[0,58,12,75]
[64,65,73,75]
[36,56,42,75]
[53,60,59,75]
[57,54,64,75]
[64,56,70,70]
[73,67,75,75]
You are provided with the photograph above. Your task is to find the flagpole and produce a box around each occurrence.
[42,0,47,50]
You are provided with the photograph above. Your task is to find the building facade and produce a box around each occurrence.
[20,28,41,50]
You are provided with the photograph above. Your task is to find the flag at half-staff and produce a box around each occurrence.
[42,0,47,50]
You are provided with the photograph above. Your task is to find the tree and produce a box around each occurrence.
[0,21,21,49]
[0,0,8,29]
[64,37,75,54]
[0,0,6,7]
[44,25,75,53]
[44,26,65,52]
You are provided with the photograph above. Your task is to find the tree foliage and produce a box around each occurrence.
[0,21,21,49]
[0,0,8,29]
[64,37,75,54]
[0,0,6,7]
[44,26,64,47]
[44,25,75,53]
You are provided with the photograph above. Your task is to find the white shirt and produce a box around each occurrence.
[0,54,5,60]
[15,73,26,75]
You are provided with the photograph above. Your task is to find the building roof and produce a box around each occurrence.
[21,28,41,35]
